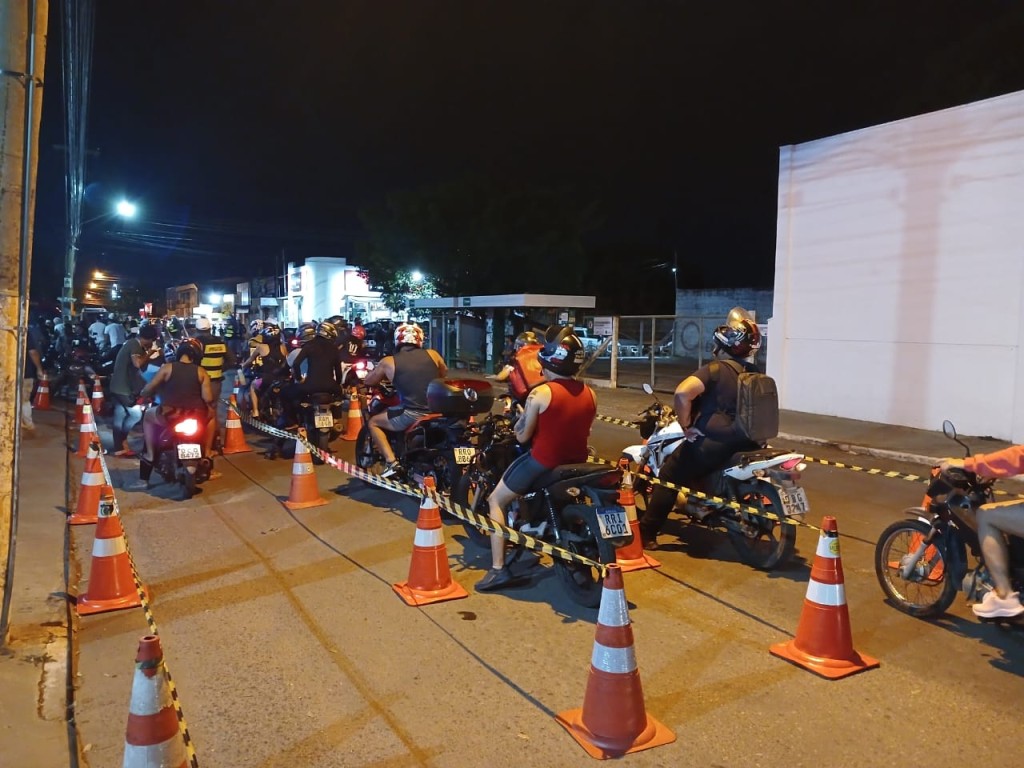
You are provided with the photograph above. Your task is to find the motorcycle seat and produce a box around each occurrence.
[532,462,620,492]
[300,392,342,406]
[406,413,445,432]
[729,448,787,466]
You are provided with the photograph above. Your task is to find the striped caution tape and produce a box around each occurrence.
[229,408,610,574]
[595,413,638,428]
[92,442,200,768]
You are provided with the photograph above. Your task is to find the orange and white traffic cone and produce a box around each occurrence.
[75,378,89,424]
[77,497,146,616]
[33,372,52,410]
[392,476,469,606]
[342,387,363,441]
[70,444,110,525]
[91,377,105,415]
[123,635,189,768]
[282,430,327,510]
[614,466,660,572]
[769,515,879,679]
[555,564,675,758]
[75,403,99,458]
[222,395,252,455]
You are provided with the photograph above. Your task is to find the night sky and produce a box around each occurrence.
[32,0,1024,308]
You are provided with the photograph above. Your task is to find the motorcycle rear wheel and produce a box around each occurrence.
[181,469,197,500]
[452,469,496,548]
[874,517,957,618]
[725,485,796,570]
[311,428,330,465]
[354,426,384,486]
[554,505,605,609]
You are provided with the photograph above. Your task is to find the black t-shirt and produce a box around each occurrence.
[692,357,754,443]
[292,336,342,389]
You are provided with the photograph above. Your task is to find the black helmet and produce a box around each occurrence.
[514,331,540,350]
[325,315,347,329]
[298,322,318,344]
[316,321,338,341]
[176,337,203,363]
[713,306,761,358]
[537,325,584,377]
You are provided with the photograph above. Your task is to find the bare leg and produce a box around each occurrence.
[368,412,397,463]
[977,500,1024,597]
[487,479,519,570]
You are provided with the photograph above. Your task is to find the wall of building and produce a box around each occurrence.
[673,289,773,324]
[770,89,1024,442]
[282,257,381,325]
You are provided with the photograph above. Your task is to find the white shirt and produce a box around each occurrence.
[105,321,127,348]
[88,321,108,348]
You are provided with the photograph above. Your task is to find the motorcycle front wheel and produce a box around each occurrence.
[452,468,497,547]
[724,485,796,570]
[874,517,957,618]
[554,505,606,609]
[354,426,384,486]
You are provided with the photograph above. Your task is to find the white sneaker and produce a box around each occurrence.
[972,589,1024,619]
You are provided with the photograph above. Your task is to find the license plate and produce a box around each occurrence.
[177,443,202,460]
[314,411,333,428]
[595,506,630,539]
[779,486,809,517]
[453,446,475,465]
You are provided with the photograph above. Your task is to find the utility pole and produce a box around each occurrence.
[0,0,49,643]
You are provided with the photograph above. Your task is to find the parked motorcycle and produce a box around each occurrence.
[620,383,807,570]
[141,406,213,499]
[453,410,631,607]
[354,378,490,494]
[874,420,1024,619]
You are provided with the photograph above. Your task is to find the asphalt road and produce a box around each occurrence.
[69,418,1024,767]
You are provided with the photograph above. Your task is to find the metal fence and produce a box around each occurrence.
[582,315,768,393]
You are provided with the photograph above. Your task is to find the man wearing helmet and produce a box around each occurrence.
[193,316,237,442]
[280,320,345,426]
[128,338,217,489]
[361,321,447,478]
[241,323,290,419]
[109,323,161,456]
[476,326,597,592]
[489,330,544,403]
[638,307,764,550]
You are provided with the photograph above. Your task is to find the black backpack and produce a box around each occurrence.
[719,359,779,443]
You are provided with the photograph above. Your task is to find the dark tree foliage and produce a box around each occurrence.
[356,176,599,306]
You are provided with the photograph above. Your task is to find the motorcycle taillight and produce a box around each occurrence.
[779,457,805,471]
[174,418,200,436]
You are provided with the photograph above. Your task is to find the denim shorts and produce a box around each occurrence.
[500,451,550,496]
[387,408,429,431]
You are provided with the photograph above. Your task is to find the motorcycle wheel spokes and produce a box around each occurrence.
[726,488,796,571]
[874,519,957,618]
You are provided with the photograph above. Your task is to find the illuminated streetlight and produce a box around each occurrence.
[89,282,98,289]
[411,270,424,283]
[115,199,137,218]
[94,270,104,280]
[208,293,222,304]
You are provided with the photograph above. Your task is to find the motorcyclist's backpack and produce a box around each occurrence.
[720,359,779,443]
[509,344,545,401]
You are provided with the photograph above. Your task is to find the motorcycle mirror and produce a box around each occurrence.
[642,383,654,395]
[942,419,971,457]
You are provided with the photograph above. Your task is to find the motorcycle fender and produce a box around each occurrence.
[621,446,645,463]
[561,504,632,563]
[903,506,931,525]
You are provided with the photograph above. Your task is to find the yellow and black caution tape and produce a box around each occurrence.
[595,413,639,428]
[230,408,610,574]
[93,442,200,768]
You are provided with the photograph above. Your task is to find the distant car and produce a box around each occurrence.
[573,327,605,355]
[616,338,643,357]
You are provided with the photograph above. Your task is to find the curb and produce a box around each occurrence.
[774,432,939,468]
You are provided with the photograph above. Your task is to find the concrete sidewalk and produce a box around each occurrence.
[1,390,1018,765]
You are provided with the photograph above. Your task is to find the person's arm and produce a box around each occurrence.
[140,363,172,400]
[333,349,344,385]
[291,345,309,380]
[514,384,551,444]
[672,374,705,432]
[362,356,393,387]
[429,349,448,377]
[199,368,214,406]
[945,445,1024,479]
[28,347,44,378]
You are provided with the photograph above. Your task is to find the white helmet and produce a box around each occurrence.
[195,316,212,332]
[394,322,425,348]
[249,318,264,335]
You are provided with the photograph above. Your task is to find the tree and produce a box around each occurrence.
[356,175,598,300]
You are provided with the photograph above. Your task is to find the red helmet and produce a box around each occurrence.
[394,322,424,348]
[351,324,366,340]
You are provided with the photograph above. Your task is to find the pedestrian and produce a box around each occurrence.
[21,318,46,431]
[108,323,160,456]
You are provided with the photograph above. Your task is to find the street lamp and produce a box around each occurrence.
[63,200,139,316]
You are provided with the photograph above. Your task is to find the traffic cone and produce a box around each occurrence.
[282,430,327,510]
[770,515,879,679]
[342,387,363,441]
[75,403,99,458]
[69,444,109,525]
[392,476,469,606]
[222,395,252,455]
[75,378,88,424]
[555,564,675,758]
[33,372,51,410]
[123,635,189,768]
[614,465,660,572]
[77,495,146,616]
[91,377,105,415]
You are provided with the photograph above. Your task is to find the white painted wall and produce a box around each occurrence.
[770,89,1024,442]
[284,257,381,324]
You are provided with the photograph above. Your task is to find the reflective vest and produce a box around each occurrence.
[198,335,228,380]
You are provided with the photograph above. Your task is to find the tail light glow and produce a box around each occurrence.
[174,418,199,436]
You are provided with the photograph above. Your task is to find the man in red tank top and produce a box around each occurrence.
[476,327,597,592]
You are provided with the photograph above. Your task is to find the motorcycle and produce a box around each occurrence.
[141,406,213,499]
[453,409,632,607]
[340,356,374,388]
[621,383,807,570]
[874,420,1024,619]
[296,390,347,460]
[354,378,490,494]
